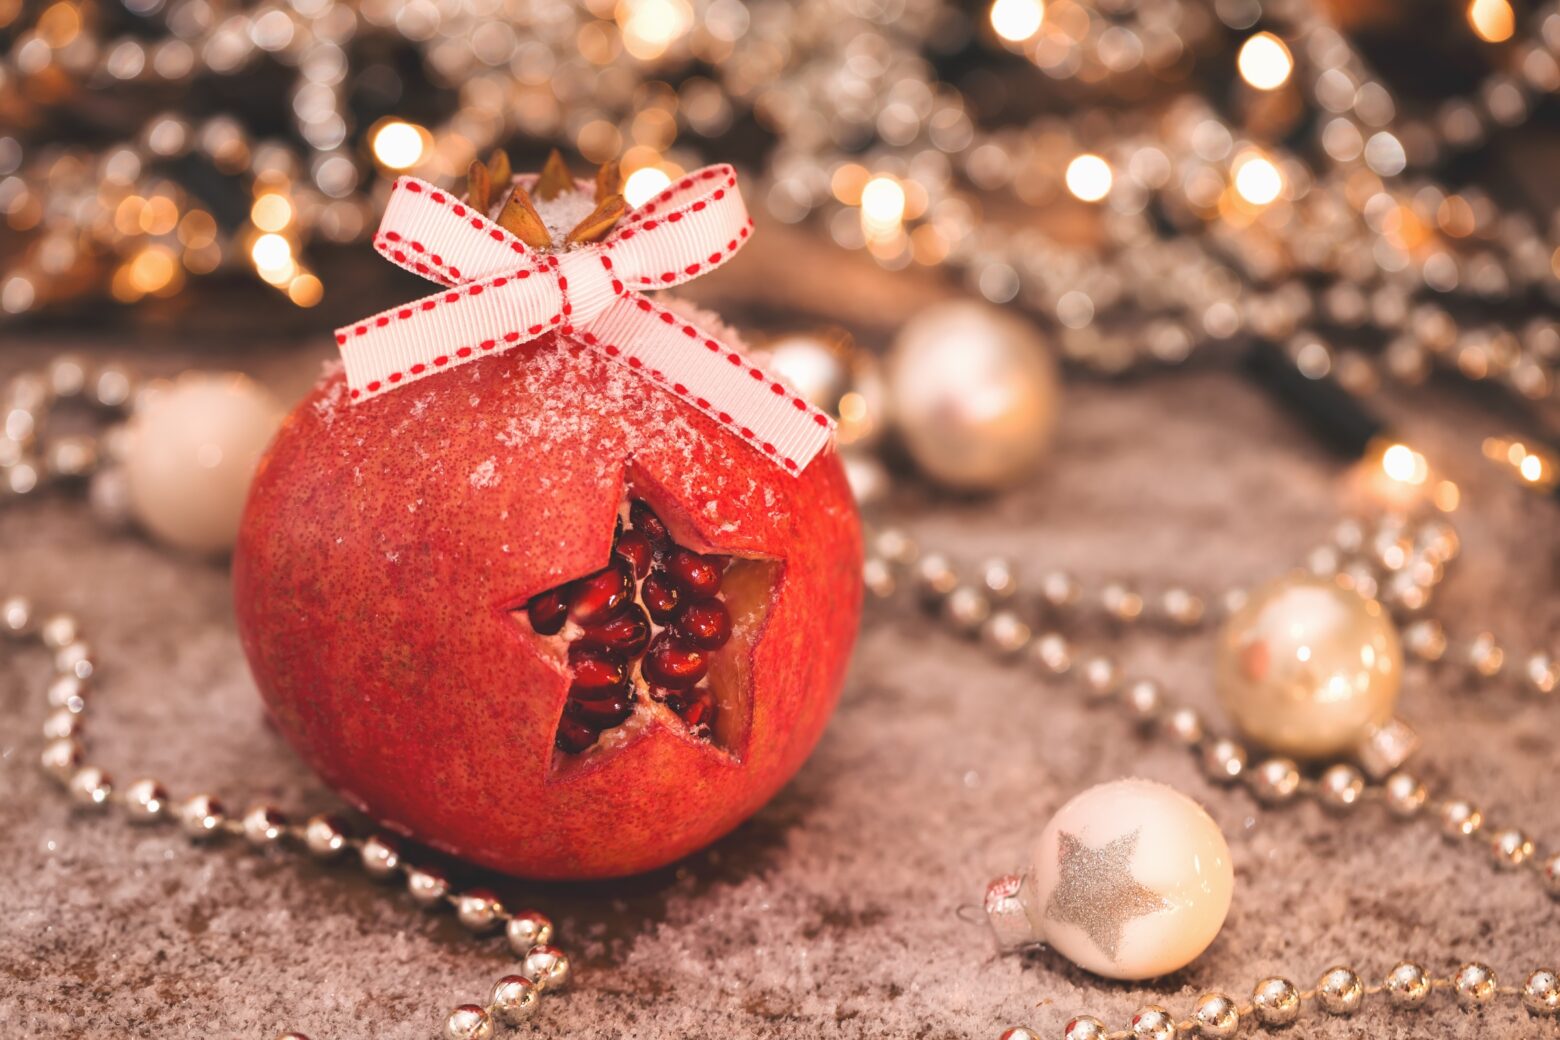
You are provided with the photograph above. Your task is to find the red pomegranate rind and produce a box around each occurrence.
[233,338,862,880]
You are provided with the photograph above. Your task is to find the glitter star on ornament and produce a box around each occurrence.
[1044,829,1169,962]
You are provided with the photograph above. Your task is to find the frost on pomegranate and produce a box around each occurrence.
[521,496,776,769]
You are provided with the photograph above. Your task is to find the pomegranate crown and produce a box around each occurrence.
[464,147,625,252]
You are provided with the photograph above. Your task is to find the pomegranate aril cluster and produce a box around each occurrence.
[524,500,734,754]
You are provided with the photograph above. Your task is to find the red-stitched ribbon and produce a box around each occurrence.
[334,164,835,476]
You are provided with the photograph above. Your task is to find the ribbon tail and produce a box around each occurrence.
[581,294,836,474]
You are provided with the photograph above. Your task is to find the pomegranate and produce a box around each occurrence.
[233,330,862,879]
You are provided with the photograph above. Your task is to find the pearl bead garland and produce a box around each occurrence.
[7,598,571,1039]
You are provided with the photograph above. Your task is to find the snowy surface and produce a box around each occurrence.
[1,341,1555,1040]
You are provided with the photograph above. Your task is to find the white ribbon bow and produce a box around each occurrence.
[335,164,835,476]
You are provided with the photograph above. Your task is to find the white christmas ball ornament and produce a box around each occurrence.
[888,301,1059,492]
[986,779,1233,980]
[124,373,283,554]
[1216,573,1401,759]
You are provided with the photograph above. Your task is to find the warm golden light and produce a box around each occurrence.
[127,245,178,295]
[623,166,672,207]
[1381,443,1428,485]
[1467,0,1515,42]
[831,163,871,206]
[251,193,294,232]
[371,120,427,170]
[860,175,906,239]
[617,0,693,60]
[1237,32,1293,91]
[37,1,81,46]
[287,273,324,308]
[1485,436,1557,490]
[251,233,295,283]
[1233,153,1283,205]
[1065,154,1112,203]
[990,0,1044,43]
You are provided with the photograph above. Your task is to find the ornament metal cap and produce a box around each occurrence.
[984,872,1036,952]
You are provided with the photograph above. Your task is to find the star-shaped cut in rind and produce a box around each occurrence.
[515,488,777,774]
[1044,829,1170,963]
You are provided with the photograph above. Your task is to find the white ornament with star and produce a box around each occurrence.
[984,778,1234,980]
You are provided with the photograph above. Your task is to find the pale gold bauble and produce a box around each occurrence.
[125,373,283,554]
[1216,573,1402,759]
[887,301,1059,492]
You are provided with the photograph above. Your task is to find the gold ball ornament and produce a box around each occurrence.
[1216,573,1402,759]
[887,301,1059,492]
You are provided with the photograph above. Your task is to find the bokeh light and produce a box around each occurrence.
[371,121,427,170]
[623,166,671,207]
[250,193,293,232]
[990,0,1044,44]
[1065,154,1112,203]
[1237,32,1293,91]
[860,176,906,238]
[1233,153,1283,205]
[1382,443,1429,485]
[1467,0,1515,43]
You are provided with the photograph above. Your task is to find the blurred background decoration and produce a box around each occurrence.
[0,0,1558,459]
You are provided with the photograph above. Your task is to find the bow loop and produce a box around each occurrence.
[335,164,835,476]
[373,177,544,287]
[605,165,753,293]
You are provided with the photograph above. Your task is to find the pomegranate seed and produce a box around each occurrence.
[566,690,634,730]
[555,716,596,753]
[663,549,723,598]
[642,631,708,689]
[614,528,653,578]
[641,572,681,624]
[566,558,634,627]
[630,500,671,546]
[576,605,650,657]
[674,600,731,650]
[525,590,568,635]
[645,684,684,711]
[678,685,716,732]
[568,649,627,692]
